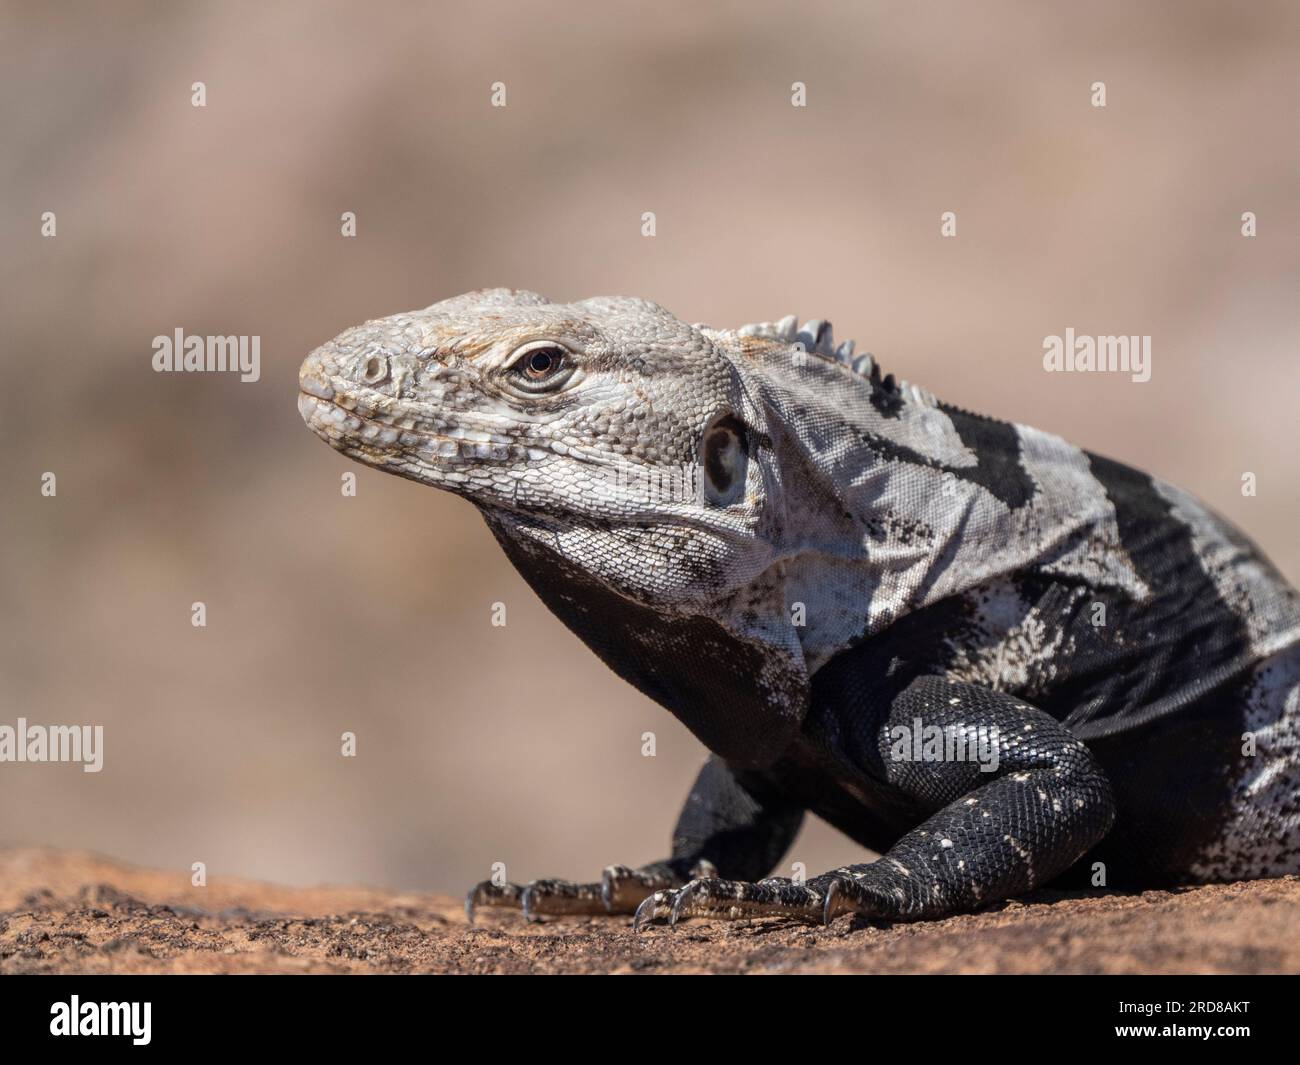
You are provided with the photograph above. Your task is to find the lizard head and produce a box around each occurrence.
[298,289,780,609]
[298,290,939,764]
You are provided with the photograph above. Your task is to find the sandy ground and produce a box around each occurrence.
[2,849,1298,974]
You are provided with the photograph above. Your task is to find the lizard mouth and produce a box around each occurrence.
[297,390,530,465]
[297,388,764,538]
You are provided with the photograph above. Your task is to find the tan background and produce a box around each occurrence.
[2,0,1297,896]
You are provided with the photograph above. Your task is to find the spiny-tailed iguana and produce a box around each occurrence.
[298,289,1300,928]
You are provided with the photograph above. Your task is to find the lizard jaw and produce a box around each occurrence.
[296,390,536,468]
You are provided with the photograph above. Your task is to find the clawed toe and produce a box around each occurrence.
[466,863,689,925]
[821,875,889,924]
[633,889,675,931]
[473,868,888,929]
[464,879,524,924]
[518,878,607,920]
[634,876,825,930]
[600,863,677,913]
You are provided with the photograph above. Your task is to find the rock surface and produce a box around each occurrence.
[2,848,1298,974]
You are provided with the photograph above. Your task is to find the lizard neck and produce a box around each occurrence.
[730,343,1149,674]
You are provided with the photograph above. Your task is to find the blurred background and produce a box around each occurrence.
[2,0,1298,895]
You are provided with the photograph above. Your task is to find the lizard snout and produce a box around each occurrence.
[298,347,337,402]
[298,370,334,401]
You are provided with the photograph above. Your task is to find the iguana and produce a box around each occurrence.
[298,289,1300,929]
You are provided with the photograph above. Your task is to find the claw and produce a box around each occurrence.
[668,880,701,927]
[821,875,887,924]
[632,862,719,931]
[633,890,674,932]
[520,884,542,922]
[668,877,746,925]
[821,877,845,926]
[600,866,624,910]
[464,879,524,924]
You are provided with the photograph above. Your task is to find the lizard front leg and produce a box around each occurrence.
[465,754,804,922]
[637,677,1115,928]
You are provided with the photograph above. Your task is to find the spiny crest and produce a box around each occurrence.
[733,314,936,407]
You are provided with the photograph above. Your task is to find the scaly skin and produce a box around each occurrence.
[299,289,1300,928]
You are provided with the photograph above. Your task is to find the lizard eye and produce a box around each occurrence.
[504,341,576,395]
[524,347,563,378]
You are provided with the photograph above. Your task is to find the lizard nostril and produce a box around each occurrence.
[362,355,389,385]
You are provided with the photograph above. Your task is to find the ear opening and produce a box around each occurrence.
[700,412,749,507]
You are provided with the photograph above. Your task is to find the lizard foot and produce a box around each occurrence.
[465,862,711,923]
[634,875,825,930]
